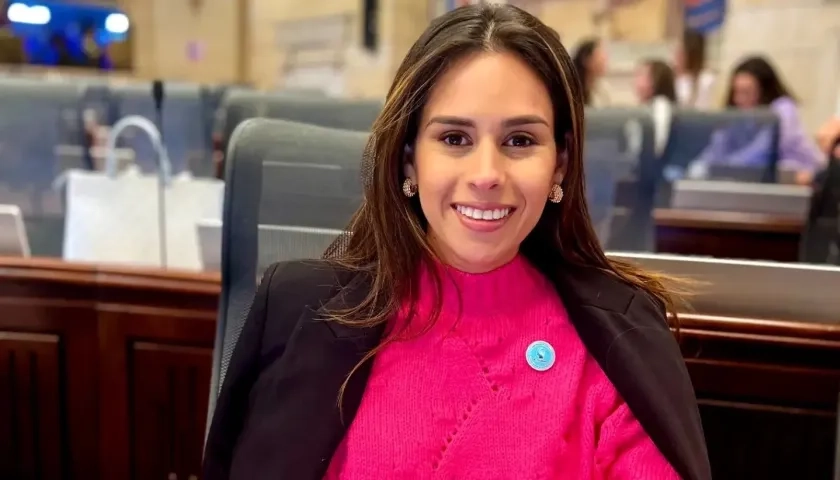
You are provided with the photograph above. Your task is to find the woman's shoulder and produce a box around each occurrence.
[259,259,356,311]
[770,95,798,112]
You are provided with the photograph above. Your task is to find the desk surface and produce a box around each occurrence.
[653,208,805,233]
[0,256,220,293]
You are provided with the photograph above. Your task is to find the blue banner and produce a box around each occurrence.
[684,0,726,34]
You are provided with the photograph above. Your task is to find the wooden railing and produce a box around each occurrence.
[0,257,837,479]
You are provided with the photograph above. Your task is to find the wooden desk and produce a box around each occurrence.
[654,208,805,262]
[0,257,219,480]
[0,258,837,479]
[678,314,840,479]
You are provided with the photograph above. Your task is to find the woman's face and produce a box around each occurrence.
[634,64,653,103]
[731,72,761,108]
[405,51,565,273]
[590,45,608,77]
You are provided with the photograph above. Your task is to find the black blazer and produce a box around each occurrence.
[204,260,712,480]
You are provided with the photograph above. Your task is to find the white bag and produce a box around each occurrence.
[62,167,224,271]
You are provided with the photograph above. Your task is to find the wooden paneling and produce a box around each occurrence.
[131,343,212,480]
[654,208,805,261]
[679,314,840,479]
[0,332,63,480]
[0,257,219,480]
[0,256,838,479]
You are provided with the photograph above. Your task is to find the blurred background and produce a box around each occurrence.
[1,1,840,479]
[0,0,836,128]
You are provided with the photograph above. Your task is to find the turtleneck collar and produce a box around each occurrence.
[398,254,553,330]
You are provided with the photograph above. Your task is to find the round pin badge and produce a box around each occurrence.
[525,340,556,372]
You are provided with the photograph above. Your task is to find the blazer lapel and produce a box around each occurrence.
[282,268,385,479]
[553,266,710,480]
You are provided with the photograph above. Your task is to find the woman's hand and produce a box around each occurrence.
[816,117,840,159]
[794,170,814,185]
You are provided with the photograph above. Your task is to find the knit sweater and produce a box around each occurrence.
[324,255,679,479]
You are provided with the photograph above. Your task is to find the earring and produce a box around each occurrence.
[548,184,563,203]
[402,178,417,198]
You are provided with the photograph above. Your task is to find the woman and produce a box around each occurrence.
[635,58,677,104]
[572,37,609,106]
[687,55,824,180]
[674,29,716,109]
[203,4,710,480]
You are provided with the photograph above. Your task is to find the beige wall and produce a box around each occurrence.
[126,0,840,130]
[717,0,840,130]
[123,0,244,83]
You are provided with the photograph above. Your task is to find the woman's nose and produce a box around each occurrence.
[466,143,504,191]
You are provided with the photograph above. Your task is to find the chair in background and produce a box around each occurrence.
[262,95,382,131]
[212,90,381,175]
[207,118,368,429]
[212,89,325,156]
[584,107,661,252]
[660,108,780,186]
[111,82,211,176]
[0,77,87,257]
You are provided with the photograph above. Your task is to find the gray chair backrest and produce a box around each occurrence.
[111,82,211,175]
[207,118,368,424]
[0,77,86,256]
[214,89,381,155]
[661,108,780,182]
[263,96,382,131]
[584,107,659,252]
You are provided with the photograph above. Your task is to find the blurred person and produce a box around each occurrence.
[635,58,677,104]
[47,31,72,67]
[79,19,112,69]
[817,116,840,159]
[203,4,710,480]
[686,55,824,183]
[572,37,609,106]
[674,29,716,109]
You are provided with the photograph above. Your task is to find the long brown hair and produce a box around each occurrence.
[571,37,601,106]
[725,55,795,107]
[682,29,706,76]
[326,4,683,404]
[642,58,677,103]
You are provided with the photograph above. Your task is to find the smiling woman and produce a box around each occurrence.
[203,4,711,480]
[405,52,563,272]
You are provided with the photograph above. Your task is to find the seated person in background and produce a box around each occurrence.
[572,37,610,106]
[635,58,677,104]
[686,56,824,182]
[674,29,716,109]
[203,4,710,480]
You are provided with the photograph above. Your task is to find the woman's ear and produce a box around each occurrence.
[554,132,572,183]
[403,144,417,181]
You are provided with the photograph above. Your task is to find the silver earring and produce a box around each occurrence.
[402,178,417,198]
[548,184,563,203]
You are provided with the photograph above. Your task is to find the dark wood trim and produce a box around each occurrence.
[653,209,805,233]
[653,209,804,262]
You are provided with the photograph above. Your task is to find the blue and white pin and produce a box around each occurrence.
[525,340,556,372]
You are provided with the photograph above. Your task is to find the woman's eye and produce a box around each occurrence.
[505,135,534,148]
[442,133,469,146]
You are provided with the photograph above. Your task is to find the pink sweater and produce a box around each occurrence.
[325,255,679,479]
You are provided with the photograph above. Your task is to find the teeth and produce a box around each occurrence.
[455,205,512,221]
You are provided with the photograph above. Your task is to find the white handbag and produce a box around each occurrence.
[61,116,224,271]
